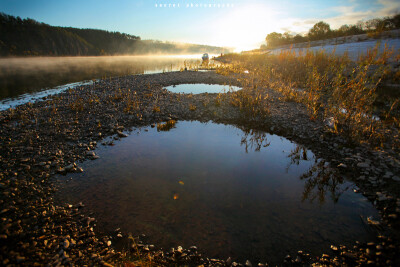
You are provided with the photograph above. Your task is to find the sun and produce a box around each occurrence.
[210,3,279,52]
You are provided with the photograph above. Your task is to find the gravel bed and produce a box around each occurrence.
[0,70,399,266]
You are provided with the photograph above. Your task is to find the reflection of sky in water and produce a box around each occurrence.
[166,83,241,94]
[57,121,378,265]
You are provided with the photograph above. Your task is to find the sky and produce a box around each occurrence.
[1,0,399,51]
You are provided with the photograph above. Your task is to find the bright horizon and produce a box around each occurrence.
[1,0,399,52]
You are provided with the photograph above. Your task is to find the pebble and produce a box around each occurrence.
[357,162,370,168]
[117,131,128,138]
[392,176,400,182]
[63,239,70,249]
[1,71,399,267]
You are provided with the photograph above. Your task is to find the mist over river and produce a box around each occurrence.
[0,55,216,102]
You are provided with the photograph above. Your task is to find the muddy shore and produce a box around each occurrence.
[1,70,399,266]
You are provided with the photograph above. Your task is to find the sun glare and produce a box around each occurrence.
[211,3,279,52]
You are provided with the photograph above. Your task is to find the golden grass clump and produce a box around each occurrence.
[217,43,399,149]
[157,120,176,131]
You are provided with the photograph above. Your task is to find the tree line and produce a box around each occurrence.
[265,13,400,48]
[0,13,227,56]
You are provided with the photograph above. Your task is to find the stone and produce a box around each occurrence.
[338,163,347,168]
[376,192,387,201]
[86,151,96,157]
[392,176,400,182]
[63,239,70,249]
[117,131,128,138]
[383,171,393,178]
[357,162,370,168]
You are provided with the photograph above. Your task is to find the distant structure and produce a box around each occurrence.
[202,53,209,62]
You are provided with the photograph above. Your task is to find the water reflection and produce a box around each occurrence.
[240,128,270,153]
[56,121,378,265]
[0,55,206,100]
[285,144,346,204]
[300,160,346,204]
[287,145,308,165]
[165,84,241,94]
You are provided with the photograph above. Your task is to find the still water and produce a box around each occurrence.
[0,55,212,102]
[57,121,378,265]
[166,84,241,94]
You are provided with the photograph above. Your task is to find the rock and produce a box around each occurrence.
[117,131,128,138]
[65,163,76,171]
[245,260,252,267]
[57,167,66,174]
[15,256,25,263]
[86,151,96,157]
[63,239,70,249]
[392,176,400,182]
[338,163,347,168]
[383,171,393,178]
[357,162,370,168]
[376,192,387,201]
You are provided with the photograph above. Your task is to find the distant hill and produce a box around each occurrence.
[0,13,229,56]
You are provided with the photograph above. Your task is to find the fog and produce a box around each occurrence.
[0,55,214,100]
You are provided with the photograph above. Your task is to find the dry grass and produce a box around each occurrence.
[157,120,176,131]
[216,44,400,149]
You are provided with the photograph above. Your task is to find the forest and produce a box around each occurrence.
[0,13,228,56]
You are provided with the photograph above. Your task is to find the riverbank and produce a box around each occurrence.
[268,29,400,51]
[1,70,399,266]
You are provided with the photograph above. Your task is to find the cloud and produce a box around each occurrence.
[280,0,400,35]
[375,0,400,16]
